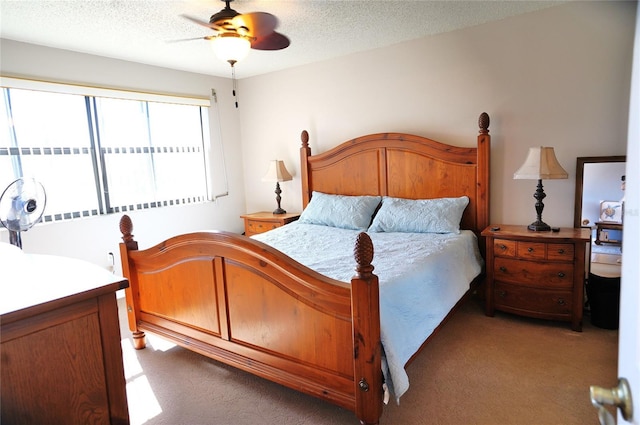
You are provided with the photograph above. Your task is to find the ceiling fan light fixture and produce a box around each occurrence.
[211,32,251,65]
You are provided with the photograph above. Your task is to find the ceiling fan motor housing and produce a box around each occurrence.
[210,0,240,29]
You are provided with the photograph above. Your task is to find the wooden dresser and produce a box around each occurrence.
[482,225,590,331]
[1,246,130,424]
[241,211,300,236]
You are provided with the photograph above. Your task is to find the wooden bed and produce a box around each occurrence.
[118,112,491,425]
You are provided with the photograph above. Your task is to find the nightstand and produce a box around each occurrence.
[482,225,590,331]
[241,212,300,236]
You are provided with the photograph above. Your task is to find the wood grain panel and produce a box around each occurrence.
[493,239,516,257]
[138,259,220,335]
[547,244,575,261]
[493,282,573,318]
[225,262,354,377]
[494,257,574,288]
[307,148,384,196]
[516,242,547,260]
[385,148,477,230]
[2,307,110,424]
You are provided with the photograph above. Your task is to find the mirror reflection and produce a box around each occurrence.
[574,155,625,330]
[574,156,625,219]
[581,163,626,224]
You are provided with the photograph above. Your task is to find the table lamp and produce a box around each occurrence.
[513,147,568,231]
[262,160,293,214]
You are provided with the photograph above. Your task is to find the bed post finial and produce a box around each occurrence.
[300,130,312,208]
[354,232,374,277]
[478,112,490,134]
[119,214,138,250]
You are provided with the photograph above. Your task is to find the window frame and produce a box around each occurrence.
[0,77,213,223]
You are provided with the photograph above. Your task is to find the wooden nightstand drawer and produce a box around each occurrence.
[494,257,574,288]
[493,282,572,317]
[546,243,574,261]
[246,219,279,235]
[515,242,546,260]
[493,239,516,257]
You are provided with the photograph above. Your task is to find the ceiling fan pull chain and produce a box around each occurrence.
[230,60,239,108]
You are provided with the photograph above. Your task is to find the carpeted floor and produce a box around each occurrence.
[117,291,618,425]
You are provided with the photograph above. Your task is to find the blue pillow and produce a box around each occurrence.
[298,191,382,230]
[368,196,469,234]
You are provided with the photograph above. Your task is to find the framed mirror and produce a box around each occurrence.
[576,156,625,331]
[574,156,626,228]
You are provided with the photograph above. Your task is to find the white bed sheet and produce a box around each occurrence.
[252,222,483,400]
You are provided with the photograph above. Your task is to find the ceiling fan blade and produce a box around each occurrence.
[251,31,290,51]
[181,14,223,31]
[232,12,277,38]
[167,36,210,44]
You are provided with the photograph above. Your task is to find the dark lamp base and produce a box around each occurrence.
[272,182,287,215]
[528,221,551,232]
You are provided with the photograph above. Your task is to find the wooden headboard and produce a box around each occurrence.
[300,112,491,236]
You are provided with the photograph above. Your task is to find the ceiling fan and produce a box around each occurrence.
[180,0,290,107]
[181,0,290,63]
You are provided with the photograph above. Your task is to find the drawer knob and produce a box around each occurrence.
[527,247,534,253]
[557,298,566,305]
[558,249,565,254]
[499,266,507,273]
[557,272,565,278]
[499,290,507,297]
[499,244,507,251]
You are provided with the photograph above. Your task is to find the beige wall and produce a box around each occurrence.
[0,1,635,271]
[239,1,635,228]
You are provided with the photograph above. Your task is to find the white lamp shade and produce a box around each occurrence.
[513,147,568,180]
[262,160,293,182]
[211,33,251,64]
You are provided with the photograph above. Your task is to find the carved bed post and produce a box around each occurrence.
[350,233,382,425]
[477,112,491,259]
[300,130,312,209]
[119,215,146,350]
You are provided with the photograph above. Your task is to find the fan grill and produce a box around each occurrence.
[0,178,47,249]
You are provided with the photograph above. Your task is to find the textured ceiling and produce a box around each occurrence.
[0,0,564,79]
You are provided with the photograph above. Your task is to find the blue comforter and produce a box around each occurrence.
[253,222,483,401]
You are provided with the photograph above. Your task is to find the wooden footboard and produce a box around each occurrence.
[119,215,382,425]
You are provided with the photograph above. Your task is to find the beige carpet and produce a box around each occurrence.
[117,292,618,425]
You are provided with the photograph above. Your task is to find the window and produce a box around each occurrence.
[0,78,211,222]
